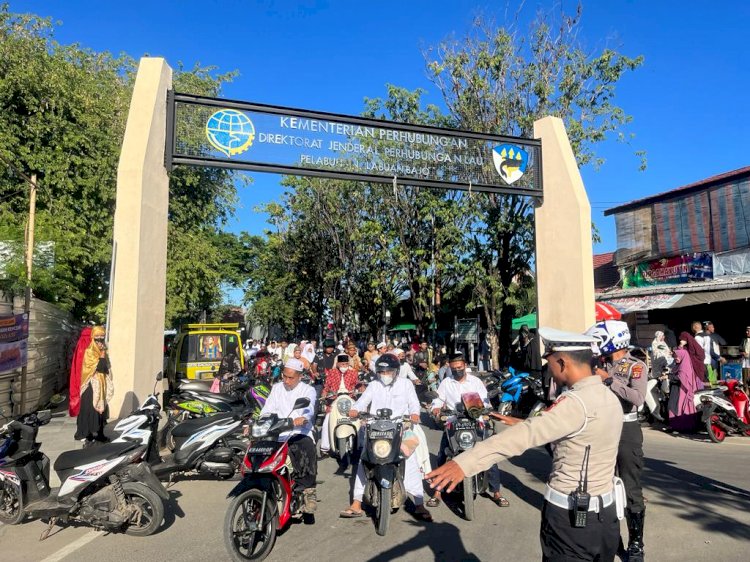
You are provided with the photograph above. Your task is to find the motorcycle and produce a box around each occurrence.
[695,379,750,443]
[0,409,168,536]
[114,374,248,481]
[358,408,410,537]
[325,388,362,470]
[487,368,546,418]
[223,397,312,561]
[163,378,270,450]
[437,393,491,521]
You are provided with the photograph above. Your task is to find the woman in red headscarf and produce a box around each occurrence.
[74,326,114,447]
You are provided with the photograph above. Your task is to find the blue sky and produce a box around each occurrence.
[12,0,750,293]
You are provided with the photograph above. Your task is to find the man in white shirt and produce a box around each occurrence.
[368,342,387,373]
[260,358,318,512]
[428,352,509,508]
[339,354,432,521]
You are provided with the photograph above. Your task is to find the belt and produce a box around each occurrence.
[623,412,638,422]
[544,485,614,512]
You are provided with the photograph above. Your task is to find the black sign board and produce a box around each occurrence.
[166,92,543,197]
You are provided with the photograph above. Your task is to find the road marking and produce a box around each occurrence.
[39,530,100,562]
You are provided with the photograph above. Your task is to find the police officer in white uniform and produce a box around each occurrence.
[428,328,624,561]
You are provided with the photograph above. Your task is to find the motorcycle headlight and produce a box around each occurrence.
[251,420,272,438]
[457,431,475,450]
[372,439,392,459]
[337,398,353,416]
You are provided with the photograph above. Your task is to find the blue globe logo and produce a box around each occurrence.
[205,109,255,157]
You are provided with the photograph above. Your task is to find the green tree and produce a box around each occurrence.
[425,7,643,365]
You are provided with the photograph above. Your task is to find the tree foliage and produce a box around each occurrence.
[0,5,247,325]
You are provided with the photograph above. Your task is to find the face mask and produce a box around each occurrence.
[339,365,348,372]
[451,367,466,379]
[379,374,394,386]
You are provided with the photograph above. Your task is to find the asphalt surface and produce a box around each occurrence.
[2,418,749,562]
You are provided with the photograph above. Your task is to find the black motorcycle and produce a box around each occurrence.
[0,409,168,536]
[358,408,409,536]
[438,403,491,521]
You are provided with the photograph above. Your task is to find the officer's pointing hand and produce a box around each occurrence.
[427,460,465,493]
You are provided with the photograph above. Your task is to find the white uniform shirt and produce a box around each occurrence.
[399,362,418,381]
[431,373,490,411]
[260,381,317,442]
[354,377,420,418]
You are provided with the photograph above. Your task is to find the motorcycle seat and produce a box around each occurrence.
[54,441,139,472]
[170,412,238,438]
[178,380,212,392]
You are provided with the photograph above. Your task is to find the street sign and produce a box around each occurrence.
[455,318,479,343]
[167,92,543,197]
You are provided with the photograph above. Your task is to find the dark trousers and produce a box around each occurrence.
[540,501,619,562]
[287,434,317,489]
[617,421,644,513]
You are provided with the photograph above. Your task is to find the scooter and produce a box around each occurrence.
[114,374,248,481]
[325,389,362,470]
[489,368,546,418]
[437,393,491,521]
[358,408,409,537]
[223,397,312,562]
[0,409,168,536]
[695,379,750,443]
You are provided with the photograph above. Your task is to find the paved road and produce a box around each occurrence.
[2,420,749,562]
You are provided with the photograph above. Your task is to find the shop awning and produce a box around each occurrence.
[512,313,537,330]
[598,294,683,313]
[669,288,750,308]
[388,323,417,331]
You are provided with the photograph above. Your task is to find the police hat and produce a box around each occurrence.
[539,327,599,358]
[375,354,400,371]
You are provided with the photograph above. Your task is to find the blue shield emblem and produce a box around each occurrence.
[492,144,529,185]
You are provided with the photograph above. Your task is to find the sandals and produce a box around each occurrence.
[490,495,510,507]
[339,508,364,518]
[426,497,441,508]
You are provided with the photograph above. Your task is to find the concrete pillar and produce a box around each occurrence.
[534,116,595,333]
[108,58,172,417]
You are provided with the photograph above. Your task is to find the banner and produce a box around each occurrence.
[0,313,29,343]
[0,339,27,374]
[622,253,713,288]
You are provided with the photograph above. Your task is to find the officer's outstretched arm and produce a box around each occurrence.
[453,394,585,478]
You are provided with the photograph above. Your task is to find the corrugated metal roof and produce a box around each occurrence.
[604,166,750,216]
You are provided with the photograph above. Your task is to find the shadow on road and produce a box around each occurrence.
[365,520,479,562]
[643,457,750,541]
[160,489,186,534]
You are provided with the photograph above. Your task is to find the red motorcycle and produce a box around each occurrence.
[223,397,311,561]
[696,379,750,443]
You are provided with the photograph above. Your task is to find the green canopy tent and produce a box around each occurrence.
[388,323,417,331]
[511,312,537,330]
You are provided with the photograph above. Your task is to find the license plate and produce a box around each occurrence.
[456,421,474,430]
[198,371,214,380]
[337,417,352,423]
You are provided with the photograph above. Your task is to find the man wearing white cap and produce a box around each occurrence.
[428,327,624,561]
[259,357,319,513]
[368,341,387,373]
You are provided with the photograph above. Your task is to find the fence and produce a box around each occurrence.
[0,292,77,415]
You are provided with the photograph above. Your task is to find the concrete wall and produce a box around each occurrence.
[108,58,172,417]
[534,116,595,333]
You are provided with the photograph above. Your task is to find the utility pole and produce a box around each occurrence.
[20,173,37,414]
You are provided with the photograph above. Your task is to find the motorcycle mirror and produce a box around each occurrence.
[156,371,164,381]
[292,397,311,410]
[37,409,52,424]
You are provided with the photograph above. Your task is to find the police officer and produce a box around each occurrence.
[586,320,647,562]
[428,327,624,561]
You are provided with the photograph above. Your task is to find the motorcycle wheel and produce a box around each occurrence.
[224,489,277,561]
[0,481,24,525]
[706,415,727,443]
[122,482,164,536]
[476,471,488,495]
[376,486,391,537]
[463,477,475,522]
